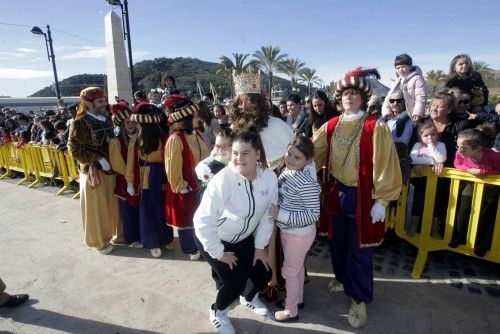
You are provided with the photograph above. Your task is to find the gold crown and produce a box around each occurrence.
[233,66,261,95]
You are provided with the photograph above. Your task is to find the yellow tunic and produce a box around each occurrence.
[164,132,209,193]
[313,117,402,203]
[125,136,164,190]
[109,138,127,176]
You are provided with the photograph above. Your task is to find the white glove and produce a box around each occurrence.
[370,201,386,224]
[179,187,191,194]
[126,183,135,196]
[98,157,111,171]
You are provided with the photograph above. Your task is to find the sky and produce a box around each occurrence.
[0,0,499,97]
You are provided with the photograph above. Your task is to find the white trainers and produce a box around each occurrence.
[209,305,235,334]
[189,251,201,261]
[328,278,344,293]
[129,241,143,249]
[150,248,162,258]
[239,294,268,316]
[98,244,114,255]
[347,299,367,328]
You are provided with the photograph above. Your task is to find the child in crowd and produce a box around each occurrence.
[269,135,321,322]
[450,128,500,256]
[408,122,447,237]
[445,54,489,111]
[213,104,229,128]
[129,102,174,258]
[382,54,427,122]
[195,127,233,198]
[109,102,141,248]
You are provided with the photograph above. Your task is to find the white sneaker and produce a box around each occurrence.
[129,241,143,249]
[98,244,114,255]
[209,305,235,334]
[239,294,268,316]
[150,248,162,258]
[328,278,344,293]
[189,251,201,261]
[348,299,367,328]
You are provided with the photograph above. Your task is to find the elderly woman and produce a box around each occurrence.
[313,69,402,328]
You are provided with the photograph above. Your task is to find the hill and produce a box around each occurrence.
[30,74,107,97]
[30,57,306,100]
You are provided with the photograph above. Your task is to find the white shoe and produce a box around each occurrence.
[348,299,367,328]
[165,242,175,252]
[150,248,162,258]
[189,251,201,261]
[98,244,114,255]
[328,278,344,293]
[129,241,143,249]
[209,305,235,334]
[239,294,268,316]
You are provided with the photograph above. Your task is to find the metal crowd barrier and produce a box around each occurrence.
[386,167,500,278]
[0,143,79,196]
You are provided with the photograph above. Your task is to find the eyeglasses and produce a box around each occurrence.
[214,144,230,150]
[457,99,470,105]
[389,99,404,104]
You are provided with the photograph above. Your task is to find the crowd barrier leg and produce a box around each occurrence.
[411,170,438,279]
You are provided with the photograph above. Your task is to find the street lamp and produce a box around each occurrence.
[31,25,61,101]
[106,0,135,92]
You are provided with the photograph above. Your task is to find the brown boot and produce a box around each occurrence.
[408,216,420,237]
[431,218,442,239]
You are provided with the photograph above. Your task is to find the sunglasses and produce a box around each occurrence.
[389,99,404,104]
[458,99,470,105]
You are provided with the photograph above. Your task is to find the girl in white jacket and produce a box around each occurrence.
[194,130,278,334]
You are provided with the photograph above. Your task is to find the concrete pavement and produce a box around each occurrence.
[0,179,499,333]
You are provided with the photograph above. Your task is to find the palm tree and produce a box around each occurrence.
[280,58,305,93]
[473,61,495,81]
[216,53,257,97]
[299,67,322,94]
[253,45,288,104]
[426,70,447,95]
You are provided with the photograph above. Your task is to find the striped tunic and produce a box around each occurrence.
[276,166,321,235]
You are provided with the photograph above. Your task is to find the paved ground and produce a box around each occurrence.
[0,178,499,334]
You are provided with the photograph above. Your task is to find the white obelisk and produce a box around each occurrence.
[104,11,133,104]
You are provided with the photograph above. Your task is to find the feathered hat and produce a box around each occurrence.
[163,94,198,124]
[233,66,261,96]
[110,101,130,126]
[334,67,372,101]
[130,102,162,124]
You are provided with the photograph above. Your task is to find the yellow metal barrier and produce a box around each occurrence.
[0,143,79,197]
[0,143,33,184]
[386,167,500,278]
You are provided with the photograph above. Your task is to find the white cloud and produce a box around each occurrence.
[0,68,52,79]
[60,47,106,59]
[15,48,39,54]
[0,51,24,58]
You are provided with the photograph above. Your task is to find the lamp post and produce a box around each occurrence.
[106,0,135,92]
[31,25,61,101]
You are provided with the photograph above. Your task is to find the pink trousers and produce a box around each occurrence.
[281,230,316,316]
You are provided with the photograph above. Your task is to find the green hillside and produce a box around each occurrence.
[30,57,304,100]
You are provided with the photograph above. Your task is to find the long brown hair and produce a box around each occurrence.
[229,94,269,134]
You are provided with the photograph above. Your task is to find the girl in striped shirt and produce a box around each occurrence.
[269,135,321,322]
